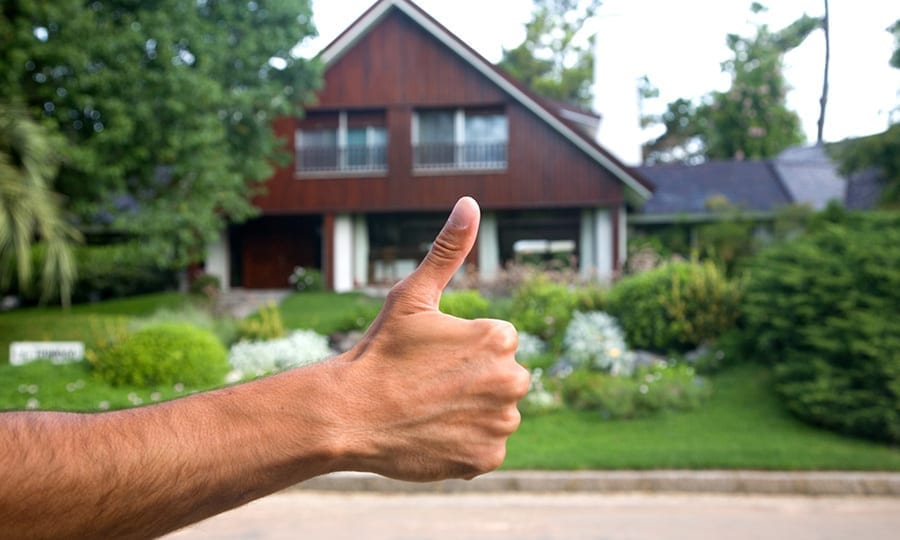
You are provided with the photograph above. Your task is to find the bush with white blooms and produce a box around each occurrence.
[562,311,635,375]
[228,330,335,380]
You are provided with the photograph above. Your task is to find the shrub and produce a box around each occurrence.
[561,370,636,419]
[236,302,285,341]
[288,266,324,292]
[90,323,229,388]
[518,368,563,415]
[561,362,709,419]
[508,274,577,345]
[130,304,238,347]
[743,220,900,443]
[632,362,710,413]
[189,273,221,298]
[228,330,334,378]
[606,260,742,354]
[574,285,608,312]
[562,311,634,375]
[440,289,490,319]
[8,242,175,304]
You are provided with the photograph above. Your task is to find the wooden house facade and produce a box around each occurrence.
[208,0,652,291]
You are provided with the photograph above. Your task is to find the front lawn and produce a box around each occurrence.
[505,363,900,470]
[1,291,898,471]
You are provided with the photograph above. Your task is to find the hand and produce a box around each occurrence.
[335,197,530,481]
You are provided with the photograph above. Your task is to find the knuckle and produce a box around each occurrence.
[481,319,518,352]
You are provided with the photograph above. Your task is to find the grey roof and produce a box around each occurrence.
[773,146,846,210]
[845,169,884,210]
[633,145,881,218]
[635,160,793,216]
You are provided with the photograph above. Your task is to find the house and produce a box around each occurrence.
[630,145,859,244]
[206,0,653,292]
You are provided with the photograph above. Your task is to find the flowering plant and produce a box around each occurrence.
[562,311,635,375]
[227,330,334,379]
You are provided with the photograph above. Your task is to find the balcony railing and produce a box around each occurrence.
[297,144,387,174]
[413,142,508,171]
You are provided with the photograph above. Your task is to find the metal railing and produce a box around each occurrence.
[413,142,508,171]
[297,144,387,174]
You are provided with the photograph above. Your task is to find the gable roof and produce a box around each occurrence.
[317,0,653,203]
[633,144,868,223]
[634,160,792,221]
[773,146,846,211]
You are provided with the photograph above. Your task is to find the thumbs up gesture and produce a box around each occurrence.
[335,197,530,481]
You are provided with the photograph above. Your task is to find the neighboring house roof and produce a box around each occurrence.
[633,144,878,223]
[772,145,846,211]
[845,168,884,210]
[317,0,653,202]
[634,160,792,221]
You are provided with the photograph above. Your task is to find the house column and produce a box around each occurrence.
[323,213,335,290]
[594,208,613,281]
[579,209,595,279]
[579,208,614,281]
[353,214,369,287]
[333,214,354,293]
[205,230,230,292]
[478,211,500,282]
[617,204,628,274]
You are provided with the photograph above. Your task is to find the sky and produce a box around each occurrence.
[295,0,899,154]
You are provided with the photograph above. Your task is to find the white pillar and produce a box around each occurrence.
[206,230,230,292]
[579,209,596,279]
[594,208,613,281]
[478,211,500,282]
[618,204,628,271]
[333,214,354,293]
[353,214,369,287]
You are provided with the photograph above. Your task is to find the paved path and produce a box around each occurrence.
[166,492,900,540]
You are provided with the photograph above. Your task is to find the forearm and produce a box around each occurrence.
[0,360,347,540]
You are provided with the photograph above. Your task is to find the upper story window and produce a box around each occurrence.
[296,110,387,175]
[412,107,507,171]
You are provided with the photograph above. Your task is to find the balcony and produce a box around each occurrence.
[413,142,508,172]
[297,144,387,175]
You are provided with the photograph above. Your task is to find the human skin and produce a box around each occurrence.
[0,197,530,539]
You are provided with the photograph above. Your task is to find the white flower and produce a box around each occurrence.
[228,330,335,377]
[516,332,546,362]
[562,311,635,376]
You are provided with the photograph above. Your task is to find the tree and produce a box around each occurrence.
[829,19,900,208]
[0,0,321,269]
[0,103,80,306]
[497,0,601,108]
[644,5,822,164]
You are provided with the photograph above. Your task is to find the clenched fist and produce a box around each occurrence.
[334,196,531,481]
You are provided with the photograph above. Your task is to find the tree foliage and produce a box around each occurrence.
[644,6,822,164]
[0,102,80,306]
[497,0,600,108]
[0,0,321,268]
[829,19,900,208]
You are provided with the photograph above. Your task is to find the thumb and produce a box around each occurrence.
[399,197,480,309]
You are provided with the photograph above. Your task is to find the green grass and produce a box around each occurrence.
[0,361,216,412]
[0,292,190,364]
[276,291,383,334]
[505,363,900,470]
[2,291,898,470]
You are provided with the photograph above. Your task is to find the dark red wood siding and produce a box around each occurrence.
[253,10,624,215]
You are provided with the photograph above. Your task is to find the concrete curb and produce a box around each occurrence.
[291,470,900,496]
